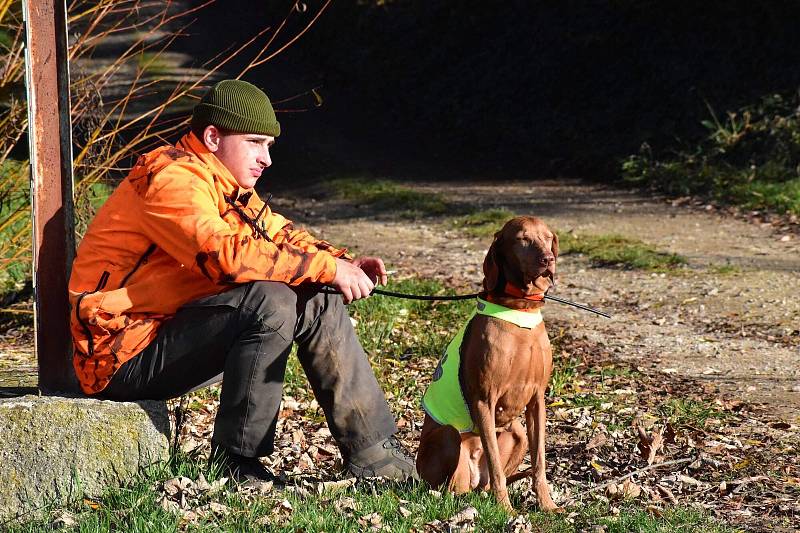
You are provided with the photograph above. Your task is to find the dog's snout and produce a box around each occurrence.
[539,254,554,266]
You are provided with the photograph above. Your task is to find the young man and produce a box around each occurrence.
[68,79,416,482]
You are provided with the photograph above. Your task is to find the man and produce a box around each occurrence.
[68,79,416,482]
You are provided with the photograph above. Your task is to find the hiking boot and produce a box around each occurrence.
[209,445,277,484]
[344,436,419,481]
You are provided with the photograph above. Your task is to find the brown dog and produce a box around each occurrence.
[416,216,560,512]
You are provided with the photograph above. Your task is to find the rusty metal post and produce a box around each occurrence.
[22,0,78,394]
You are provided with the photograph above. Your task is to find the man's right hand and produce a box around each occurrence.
[332,257,375,304]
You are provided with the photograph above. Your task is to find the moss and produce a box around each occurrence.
[0,396,169,520]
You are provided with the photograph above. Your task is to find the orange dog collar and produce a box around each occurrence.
[502,282,544,300]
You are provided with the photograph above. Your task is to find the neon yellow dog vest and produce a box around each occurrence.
[422,297,543,433]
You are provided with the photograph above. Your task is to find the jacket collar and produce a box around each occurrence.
[176,132,251,204]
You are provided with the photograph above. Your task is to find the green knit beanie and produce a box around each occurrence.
[191,79,281,137]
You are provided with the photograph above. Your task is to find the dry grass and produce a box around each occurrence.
[0,0,332,294]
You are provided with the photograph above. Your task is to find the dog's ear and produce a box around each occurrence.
[483,232,502,292]
[551,231,559,262]
[549,231,559,286]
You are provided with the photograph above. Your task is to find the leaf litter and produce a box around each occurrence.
[4,180,799,531]
[160,316,798,531]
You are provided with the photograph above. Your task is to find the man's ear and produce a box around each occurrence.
[482,232,503,292]
[202,125,221,152]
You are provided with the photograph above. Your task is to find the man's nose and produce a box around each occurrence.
[258,148,272,168]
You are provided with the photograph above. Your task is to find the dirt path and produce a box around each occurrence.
[2,178,797,421]
[278,179,800,423]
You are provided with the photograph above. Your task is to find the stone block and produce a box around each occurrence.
[0,395,170,520]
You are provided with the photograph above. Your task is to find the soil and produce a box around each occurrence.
[273,179,800,424]
[1,178,796,418]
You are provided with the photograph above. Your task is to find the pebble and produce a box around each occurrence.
[792,385,800,393]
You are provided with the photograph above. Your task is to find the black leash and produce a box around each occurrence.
[322,287,612,318]
[221,196,611,318]
[372,288,476,301]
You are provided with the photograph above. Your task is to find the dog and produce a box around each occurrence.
[416,216,560,512]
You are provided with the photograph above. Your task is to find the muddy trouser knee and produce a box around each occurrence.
[100,281,397,458]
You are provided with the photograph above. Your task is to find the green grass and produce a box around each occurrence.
[558,232,687,271]
[657,399,727,428]
[5,452,220,533]
[327,177,450,218]
[86,182,114,210]
[450,208,516,237]
[548,355,579,398]
[0,162,115,297]
[283,277,473,402]
[0,159,32,293]
[578,503,735,533]
[7,451,733,532]
[7,273,737,531]
[728,176,800,214]
[622,92,800,216]
[707,263,742,275]
[350,278,472,359]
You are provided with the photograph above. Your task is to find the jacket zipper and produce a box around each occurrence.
[75,270,110,357]
[119,243,157,288]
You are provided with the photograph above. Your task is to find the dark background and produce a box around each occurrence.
[175,0,800,185]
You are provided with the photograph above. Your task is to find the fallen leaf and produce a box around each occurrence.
[334,496,358,514]
[317,478,356,494]
[733,458,750,470]
[450,505,478,524]
[656,485,677,504]
[358,512,384,530]
[637,424,664,465]
[505,514,534,532]
[621,479,642,499]
[159,496,180,513]
[590,461,605,473]
[163,476,193,497]
[51,510,77,529]
[586,432,608,451]
[678,474,702,486]
[279,499,293,512]
[82,498,100,510]
[207,501,230,516]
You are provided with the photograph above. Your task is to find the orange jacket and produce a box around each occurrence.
[69,132,347,394]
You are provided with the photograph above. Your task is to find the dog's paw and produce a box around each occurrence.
[494,491,515,513]
[537,499,563,513]
[535,486,562,513]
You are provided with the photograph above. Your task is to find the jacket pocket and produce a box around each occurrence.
[74,270,111,356]
[119,244,157,287]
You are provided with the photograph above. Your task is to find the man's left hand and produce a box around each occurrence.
[351,256,388,287]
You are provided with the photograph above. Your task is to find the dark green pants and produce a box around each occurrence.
[101,281,397,458]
